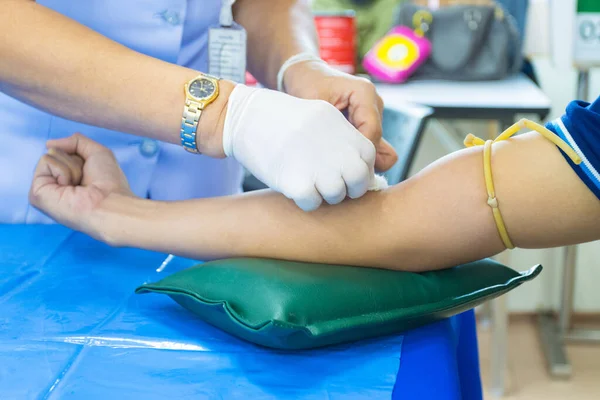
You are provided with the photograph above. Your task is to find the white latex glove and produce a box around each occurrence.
[222,84,381,211]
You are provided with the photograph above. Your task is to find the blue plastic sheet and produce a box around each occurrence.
[0,225,482,399]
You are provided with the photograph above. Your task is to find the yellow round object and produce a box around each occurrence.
[376,35,420,70]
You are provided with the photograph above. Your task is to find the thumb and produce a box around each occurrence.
[375,139,398,172]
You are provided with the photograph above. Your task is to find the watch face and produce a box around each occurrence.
[189,78,216,100]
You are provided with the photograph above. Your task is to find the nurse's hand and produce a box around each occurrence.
[283,62,398,172]
[29,134,132,235]
[223,85,379,211]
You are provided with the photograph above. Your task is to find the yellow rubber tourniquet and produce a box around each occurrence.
[463,119,582,250]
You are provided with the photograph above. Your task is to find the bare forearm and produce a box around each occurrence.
[95,132,600,271]
[97,189,400,268]
[95,182,495,271]
[234,0,319,89]
[1,0,231,153]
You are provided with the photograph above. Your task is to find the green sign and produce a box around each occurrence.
[578,0,600,13]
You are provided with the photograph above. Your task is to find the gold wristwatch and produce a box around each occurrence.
[180,73,220,153]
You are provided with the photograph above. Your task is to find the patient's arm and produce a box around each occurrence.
[87,131,600,271]
[30,132,600,271]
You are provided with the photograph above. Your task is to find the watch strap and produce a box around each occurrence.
[180,99,203,154]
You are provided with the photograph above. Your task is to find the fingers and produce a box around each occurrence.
[347,81,384,141]
[29,152,75,213]
[358,139,377,178]
[316,173,347,205]
[342,160,371,199]
[346,80,398,172]
[349,100,382,144]
[289,163,374,209]
[286,161,373,209]
[282,102,378,210]
[41,153,75,186]
[29,150,90,229]
[31,154,61,189]
[47,148,84,186]
[283,181,323,212]
[293,188,323,212]
[46,133,111,160]
[29,155,60,212]
[351,101,397,171]
[29,150,83,211]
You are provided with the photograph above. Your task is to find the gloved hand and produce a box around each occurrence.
[283,61,398,172]
[222,84,379,211]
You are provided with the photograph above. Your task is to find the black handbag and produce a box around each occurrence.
[396,3,523,80]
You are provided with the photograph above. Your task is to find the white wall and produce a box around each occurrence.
[409,0,600,312]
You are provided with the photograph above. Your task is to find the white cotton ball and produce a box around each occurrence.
[368,175,389,192]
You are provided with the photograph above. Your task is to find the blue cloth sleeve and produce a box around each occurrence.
[545,96,600,200]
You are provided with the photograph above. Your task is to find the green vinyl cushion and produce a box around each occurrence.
[136,258,541,349]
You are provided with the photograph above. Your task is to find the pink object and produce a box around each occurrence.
[245,72,258,86]
[362,26,432,83]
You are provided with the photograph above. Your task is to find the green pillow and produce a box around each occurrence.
[136,258,541,349]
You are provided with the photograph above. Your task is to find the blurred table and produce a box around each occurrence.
[0,225,483,400]
[377,74,552,397]
[376,74,551,122]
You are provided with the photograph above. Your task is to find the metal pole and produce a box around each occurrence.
[576,70,590,101]
[490,277,509,397]
[559,246,577,337]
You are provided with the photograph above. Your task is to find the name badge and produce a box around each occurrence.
[208,23,247,83]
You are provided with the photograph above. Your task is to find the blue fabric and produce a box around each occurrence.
[0,225,482,399]
[546,96,600,200]
[393,311,482,400]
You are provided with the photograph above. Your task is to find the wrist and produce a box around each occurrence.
[195,79,236,158]
[282,60,330,98]
[89,193,150,247]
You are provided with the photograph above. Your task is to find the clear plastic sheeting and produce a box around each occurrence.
[0,225,481,399]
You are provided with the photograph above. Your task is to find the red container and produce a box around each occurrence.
[314,11,357,74]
